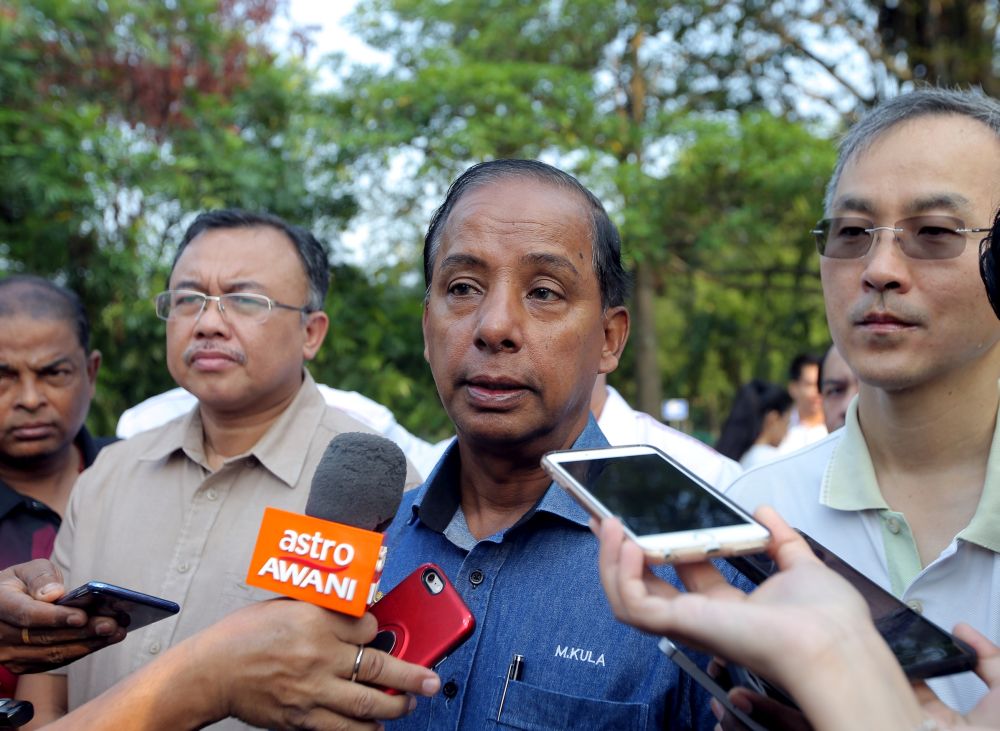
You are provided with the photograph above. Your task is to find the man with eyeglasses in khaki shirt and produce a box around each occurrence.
[18,210,422,729]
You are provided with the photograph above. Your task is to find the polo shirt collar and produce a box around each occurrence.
[823,391,1000,553]
[410,415,608,533]
[963,394,1000,552]
[137,371,326,488]
[821,397,887,512]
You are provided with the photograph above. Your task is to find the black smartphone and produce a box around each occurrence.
[55,581,180,631]
[726,532,978,680]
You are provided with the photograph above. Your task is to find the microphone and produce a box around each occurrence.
[245,432,407,616]
[305,431,407,531]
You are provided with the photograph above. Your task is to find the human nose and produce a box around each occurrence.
[861,228,910,293]
[15,375,45,411]
[193,295,232,337]
[473,287,523,353]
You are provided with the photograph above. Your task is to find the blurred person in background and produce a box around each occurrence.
[715,379,793,470]
[590,373,741,488]
[819,343,859,432]
[777,353,827,454]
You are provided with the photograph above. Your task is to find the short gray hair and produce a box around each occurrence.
[825,87,1000,215]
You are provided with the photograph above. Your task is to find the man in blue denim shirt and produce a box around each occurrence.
[380,159,734,730]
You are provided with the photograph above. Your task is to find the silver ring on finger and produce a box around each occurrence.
[350,644,365,683]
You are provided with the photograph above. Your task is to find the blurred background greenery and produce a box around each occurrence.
[2,0,996,440]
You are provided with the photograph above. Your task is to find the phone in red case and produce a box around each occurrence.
[368,563,475,690]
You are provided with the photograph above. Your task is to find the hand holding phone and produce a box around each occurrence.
[542,445,770,563]
[367,563,474,693]
[55,582,179,632]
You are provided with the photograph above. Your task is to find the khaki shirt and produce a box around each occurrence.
[51,373,420,729]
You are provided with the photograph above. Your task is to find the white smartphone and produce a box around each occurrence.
[541,445,770,563]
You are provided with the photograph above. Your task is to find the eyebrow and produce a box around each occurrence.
[904,193,970,215]
[437,251,581,276]
[437,253,487,274]
[37,356,74,371]
[0,357,74,375]
[521,252,580,278]
[172,279,269,293]
[830,196,875,216]
[832,193,972,217]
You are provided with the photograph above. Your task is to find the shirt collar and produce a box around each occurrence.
[822,396,888,511]
[136,371,326,487]
[597,385,631,425]
[962,394,1000,552]
[823,390,1000,553]
[0,426,106,517]
[0,478,24,519]
[409,415,609,533]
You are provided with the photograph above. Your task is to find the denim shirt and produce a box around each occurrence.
[381,417,724,730]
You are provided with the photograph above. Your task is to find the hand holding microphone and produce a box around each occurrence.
[36,433,440,731]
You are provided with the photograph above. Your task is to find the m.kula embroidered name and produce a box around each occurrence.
[554,645,606,666]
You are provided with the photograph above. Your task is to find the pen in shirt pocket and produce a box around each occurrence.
[497,653,524,722]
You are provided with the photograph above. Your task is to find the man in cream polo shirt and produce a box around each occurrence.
[727,87,1000,715]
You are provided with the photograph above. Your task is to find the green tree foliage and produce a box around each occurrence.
[666,0,1000,117]
[642,113,836,431]
[0,0,363,434]
[4,0,997,442]
[334,0,840,428]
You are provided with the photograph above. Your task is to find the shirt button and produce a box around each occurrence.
[178,562,190,573]
[149,642,161,655]
[886,517,902,534]
[907,600,923,614]
[442,680,458,698]
[469,569,484,586]
[206,489,218,501]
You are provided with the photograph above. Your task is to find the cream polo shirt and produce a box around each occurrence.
[51,373,421,730]
[726,398,1000,715]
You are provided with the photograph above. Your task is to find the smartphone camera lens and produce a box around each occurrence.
[422,569,445,595]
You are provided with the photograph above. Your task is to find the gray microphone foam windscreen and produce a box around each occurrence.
[305,431,407,532]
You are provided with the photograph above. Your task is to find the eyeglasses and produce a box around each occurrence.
[154,290,312,324]
[811,215,990,260]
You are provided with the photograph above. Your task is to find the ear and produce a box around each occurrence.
[301,311,330,361]
[598,306,630,375]
[85,350,102,397]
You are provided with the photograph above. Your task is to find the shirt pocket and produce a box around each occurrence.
[494,680,649,731]
[218,569,280,613]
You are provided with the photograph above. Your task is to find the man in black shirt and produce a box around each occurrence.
[0,276,113,695]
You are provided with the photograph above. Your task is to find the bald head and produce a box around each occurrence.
[0,276,90,350]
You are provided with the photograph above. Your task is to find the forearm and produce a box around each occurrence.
[785,627,926,731]
[44,639,223,731]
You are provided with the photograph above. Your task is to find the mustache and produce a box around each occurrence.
[182,343,247,366]
[847,294,924,325]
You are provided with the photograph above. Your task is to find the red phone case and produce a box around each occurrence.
[369,563,475,682]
